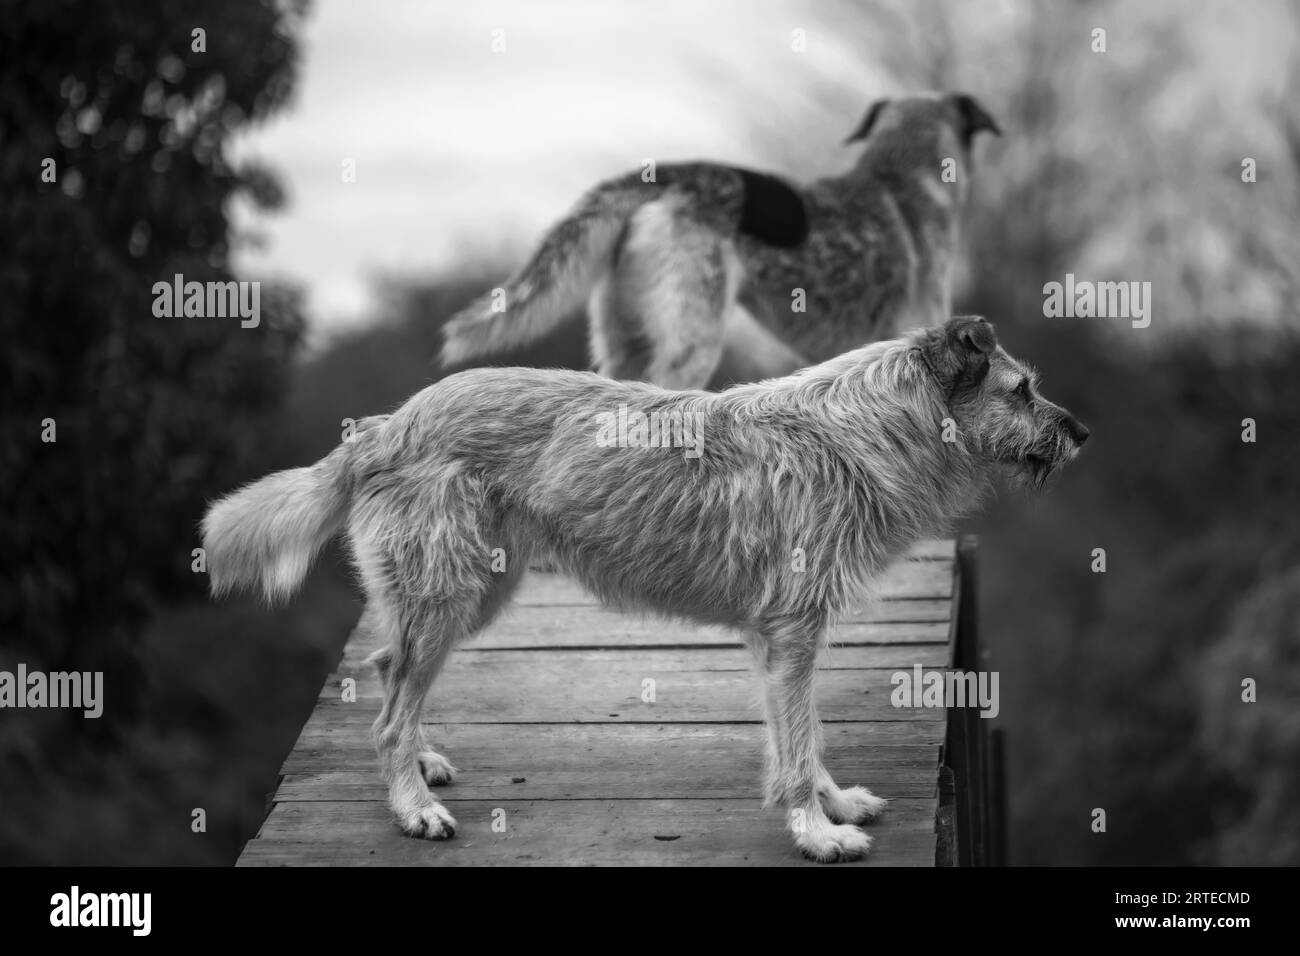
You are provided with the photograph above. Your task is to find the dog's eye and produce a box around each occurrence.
[1015,379,1031,401]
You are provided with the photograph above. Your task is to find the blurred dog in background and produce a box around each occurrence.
[440,92,1000,388]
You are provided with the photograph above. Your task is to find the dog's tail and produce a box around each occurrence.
[439,179,653,366]
[202,434,363,604]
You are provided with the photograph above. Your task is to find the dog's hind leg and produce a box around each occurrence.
[589,197,733,389]
[589,275,652,382]
[757,620,874,863]
[412,543,528,784]
[369,594,465,839]
[712,302,808,387]
[359,470,524,840]
[364,633,457,788]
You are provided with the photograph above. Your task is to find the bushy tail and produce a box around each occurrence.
[439,181,651,366]
[202,439,357,604]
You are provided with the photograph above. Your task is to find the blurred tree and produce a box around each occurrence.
[0,2,306,726]
[1197,564,1300,865]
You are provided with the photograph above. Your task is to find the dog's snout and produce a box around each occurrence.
[1064,415,1090,446]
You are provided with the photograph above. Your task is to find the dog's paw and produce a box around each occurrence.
[417,750,458,787]
[794,822,873,863]
[821,786,888,825]
[399,803,458,841]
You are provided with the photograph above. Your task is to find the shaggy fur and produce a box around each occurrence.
[439,93,1000,389]
[203,316,1087,863]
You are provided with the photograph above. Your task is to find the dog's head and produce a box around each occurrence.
[914,316,1089,488]
[845,92,1001,163]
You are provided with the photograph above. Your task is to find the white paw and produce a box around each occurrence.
[398,803,458,841]
[417,750,458,787]
[794,820,873,863]
[821,785,888,825]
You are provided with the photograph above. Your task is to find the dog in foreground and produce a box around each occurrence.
[204,316,1087,862]
[439,93,1000,389]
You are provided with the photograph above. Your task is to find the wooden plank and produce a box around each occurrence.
[846,600,954,623]
[344,602,957,651]
[463,616,950,650]
[275,754,937,802]
[336,643,950,675]
[903,538,955,561]
[311,677,942,723]
[287,711,946,761]
[516,559,953,607]
[318,652,950,724]
[239,797,939,867]
[274,723,940,799]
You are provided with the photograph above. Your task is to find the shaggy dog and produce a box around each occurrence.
[203,316,1087,862]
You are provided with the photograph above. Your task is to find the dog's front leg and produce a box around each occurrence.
[815,762,888,827]
[762,627,874,863]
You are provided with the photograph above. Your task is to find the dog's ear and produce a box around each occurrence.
[946,315,997,355]
[845,98,889,145]
[920,316,997,397]
[951,93,1001,140]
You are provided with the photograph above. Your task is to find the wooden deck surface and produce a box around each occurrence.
[237,539,958,866]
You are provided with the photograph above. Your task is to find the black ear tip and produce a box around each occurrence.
[953,92,1001,138]
[846,98,888,147]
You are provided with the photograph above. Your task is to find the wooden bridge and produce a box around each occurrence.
[237,537,1002,866]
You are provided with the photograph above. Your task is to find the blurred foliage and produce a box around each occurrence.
[0,0,307,862]
[968,317,1300,865]
[1197,567,1300,865]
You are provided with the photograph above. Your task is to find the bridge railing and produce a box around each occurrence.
[937,535,1008,867]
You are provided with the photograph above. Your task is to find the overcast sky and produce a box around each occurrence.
[229,0,893,335]
[229,0,1293,339]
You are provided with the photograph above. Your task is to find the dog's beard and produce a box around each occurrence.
[1007,439,1080,492]
[1017,453,1058,491]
